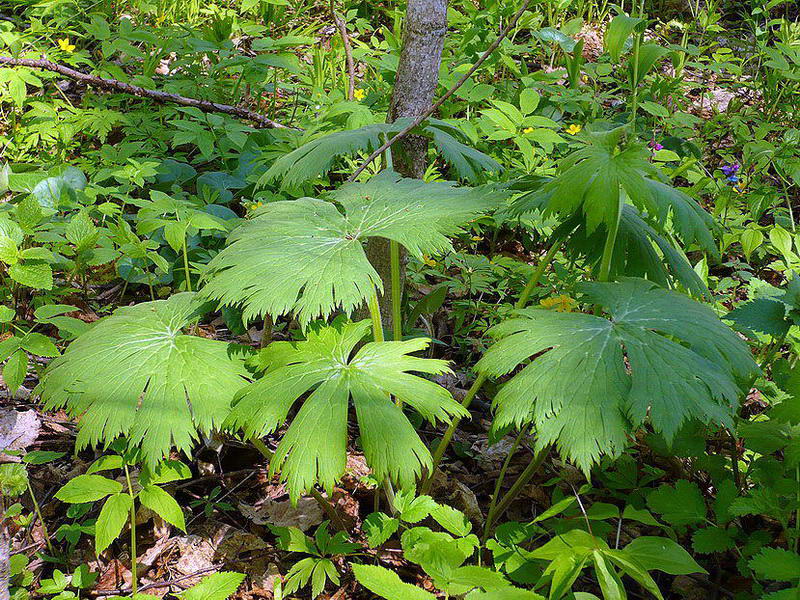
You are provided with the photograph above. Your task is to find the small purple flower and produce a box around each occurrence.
[721,163,740,177]
[727,175,739,184]
[649,140,664,151]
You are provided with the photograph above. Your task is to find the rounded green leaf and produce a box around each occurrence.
[37,293,252,468]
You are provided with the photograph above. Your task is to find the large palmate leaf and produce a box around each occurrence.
[224,320,468,501]
[476,279,757,472]
[259,118,500,189]
[202,170,501,325]
[511,125,716,253]
[36,293,251,466]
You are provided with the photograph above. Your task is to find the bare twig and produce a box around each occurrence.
[90,566,220,596]
[0,57,292,129]
[331,2,356,101]
[346,0,531,182]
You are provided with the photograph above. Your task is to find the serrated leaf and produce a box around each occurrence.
[749,547,800,582]
[691,527,736,554]
[430,503,472,536]
[96,493,132,553]
[180,572,246,600]
[352,564,436,600]
[55,474,123,503]
[0,305,14,323]
[203,171,500,326]
[647,480,707,526]
[9,261,53,289]
[139,484,186,530]
[260,120,498,189]
[37,293,251,467]
[363,512,400,547]
[20,332,59,357]
[512,128,717,252]
[726,298,790,337]
[3,349,28,392]
[477,279,755,472]
[225,321,466,501]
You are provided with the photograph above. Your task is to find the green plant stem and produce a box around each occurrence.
[515,240,561,309]
[390,240,402,342]
[629,0,646,130]
[249,438,349,533]
[182,242,192,292]
[420,239,561,495]
[481,425,529,543]
[123,465,137,598]
[26,481,54,555]
[365,289,399,513]
[483,445,550,538]
[598,204,622,284]
[420,373,488,495]
[795,465,799,553]
[367,291,384,343]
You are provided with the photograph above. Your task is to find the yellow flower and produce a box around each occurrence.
[540,294,578,313]
[423,256,437,267]
[566,124,582,135]
[353,89,366,101]
[522,127,534,134]
[734,181,747,195]
[155,14,167,25]
[470,235,484,242]
[57,38,76,53]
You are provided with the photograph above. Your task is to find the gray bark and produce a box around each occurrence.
[367,0,447,328]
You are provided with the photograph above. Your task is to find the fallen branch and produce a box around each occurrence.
[90,566,220,596]
[0,56,292,129]
[347,0,531,182]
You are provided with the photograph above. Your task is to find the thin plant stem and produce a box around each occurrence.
[182,242,192,292]
[515,240,561,309]
[365,291,398,513]
[481,425,529,543]
[367,291,384,342]
[483,445,550,537]
[629,0,646,130]
[390,240,402,342]
[123,465,137,598]
[420,238,561,494]
[598,200,623,284]
[249,438,349,532]
[26,481,54,554]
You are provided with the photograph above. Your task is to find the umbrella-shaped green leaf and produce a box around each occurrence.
[512,125,717,255]
[476,279,756,472]
[224,320,468,501]
[201,171,501,326]
[36,293,251,467]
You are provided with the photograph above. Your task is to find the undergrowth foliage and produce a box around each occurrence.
[1,0,799,599]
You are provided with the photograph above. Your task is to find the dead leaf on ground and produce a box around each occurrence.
[239,497,324,530]
[0,409,41,460]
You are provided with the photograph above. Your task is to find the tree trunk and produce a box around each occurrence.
[366,0,448,329]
